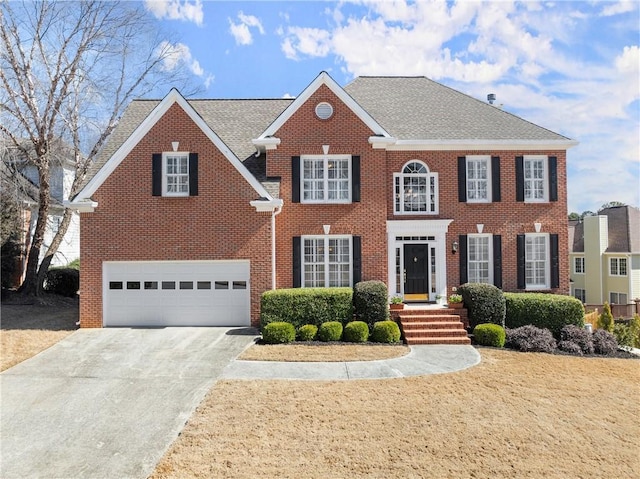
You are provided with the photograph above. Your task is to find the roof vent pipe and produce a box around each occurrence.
[487,93,496,105]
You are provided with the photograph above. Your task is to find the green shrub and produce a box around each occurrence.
[353,280,389,325]
[370,321,401,343]
[473,324,505,347]
[458,283,505,329]
[317,321,343,342]
[597,302,615,333]
[613,316,640,349]
[66,258,80,270]
[343,321,370,343]
[262,322,296,344]
[260,288,353,329]
[504,293,584,337]
[296,324,318,341]
[43,268,79,297]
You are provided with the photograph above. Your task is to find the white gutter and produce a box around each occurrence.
[64,199,98,213]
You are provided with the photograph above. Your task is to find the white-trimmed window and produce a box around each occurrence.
[573,288,586,303]
[163,152,189,196]
[525,233,550,290]
[573,256,585,274]
[468,234,493,284]
[609,292,628,304]
[302,236,352,287]
[609,257,627,276]
[302,155,351,203]
[394,161,439,214]
[523,155,548,202]
[466,156,491,203]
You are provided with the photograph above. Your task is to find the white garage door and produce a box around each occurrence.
[103,261,250,327]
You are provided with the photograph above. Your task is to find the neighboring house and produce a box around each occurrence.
[69,72,576,328]
[569,205,640,315]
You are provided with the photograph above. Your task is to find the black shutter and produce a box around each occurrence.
[351,156,361,202]
[459,235,468,284]
[548,156,558,202]
[517,234,526,289]
[491,156,501,202]
[152,153,162,196]
[493,235,502,289]
[292,156,300,203]
[352,236,362,285]
[189,153,198,196]
[550,233,560,289]
[458,157,467,202]
[515,156,524,202]
[292,236,301,288]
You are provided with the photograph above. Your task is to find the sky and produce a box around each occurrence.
[142,0,640,214]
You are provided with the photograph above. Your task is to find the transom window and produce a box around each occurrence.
[163,153,189,196]
[609,257,627,276]
[525,233,549,289]
[301,155,351,203]
[394,161,439,214]
[574,256,585,274]
[523,156,548,202]
[302,236,352,287]
[468,234,492,284]
[466,156,491,202]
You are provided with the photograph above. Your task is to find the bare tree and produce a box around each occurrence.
[1,1,194,296]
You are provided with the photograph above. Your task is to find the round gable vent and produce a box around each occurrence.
[315,102,333,120]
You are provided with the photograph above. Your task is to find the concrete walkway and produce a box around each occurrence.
[222,344,481,380]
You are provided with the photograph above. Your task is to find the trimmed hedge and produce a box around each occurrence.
[261,288,353,329]
[370,321,401,343]
[473,324,506,347]
[505,325,557,353]
[457,283,505,329]
[262,322,296,344]
[296,324,318,341]
[504,293,584,337]
[353,280,389,325]
[343,321,370,343]
[43,268,79,297]
[318,321,343,342]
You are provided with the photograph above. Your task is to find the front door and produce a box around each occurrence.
[403,244,429,299]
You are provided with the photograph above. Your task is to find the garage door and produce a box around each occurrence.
[103,261,250,327]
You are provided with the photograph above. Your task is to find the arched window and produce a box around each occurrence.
[394,161,439,214]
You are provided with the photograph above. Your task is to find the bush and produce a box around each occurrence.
[560,325,594,355]
[353,280,389,325]
[593,329,618,355]
[67,258,80,270]
[505,325,557,353]
[612,314,639,349]
[262,322,296,344]
[558,341,583,355]
[370,321,401,343]
[457,283,505,329]
[504,293,584,337]
[261,288,353,329]
[598,302,614,332]
[473,324,505,347]
[343,321,370,343]
[296,324,318,342]
[317,321,343,342]
[43,268,79,297]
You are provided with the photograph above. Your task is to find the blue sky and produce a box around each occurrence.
[143,0,640,213]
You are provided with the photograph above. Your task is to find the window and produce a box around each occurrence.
[163,153,189,196]
[466,156,491,203]
[574,256,585,274]
[609,257,627,276]
[109,281,123,290]
[573,288,586,303]
[301,155,351,203]
[467,235,493,284]
[394,161,439,214]
[610,292,628,304]
[302,236,352,287]
[516,155,557,203]
[525,234,550,290]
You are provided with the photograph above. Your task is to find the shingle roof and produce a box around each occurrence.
[344,76,572,141]
[569,206,640,253]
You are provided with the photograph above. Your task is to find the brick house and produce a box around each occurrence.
[69,72,577,328]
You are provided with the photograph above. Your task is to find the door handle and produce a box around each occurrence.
[403,269,407,283]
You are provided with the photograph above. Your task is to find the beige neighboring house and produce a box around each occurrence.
[569,205,640,317]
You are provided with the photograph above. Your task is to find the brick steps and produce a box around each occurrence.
[392,307,471,345]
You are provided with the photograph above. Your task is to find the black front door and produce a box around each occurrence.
[403,244,429,295]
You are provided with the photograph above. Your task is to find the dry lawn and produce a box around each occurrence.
[1,294,78,372]
[239,343,410,362]
[152,349,640,479]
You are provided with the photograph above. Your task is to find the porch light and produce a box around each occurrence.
[452,241,458,254]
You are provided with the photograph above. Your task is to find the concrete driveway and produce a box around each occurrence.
[0,327,257,479]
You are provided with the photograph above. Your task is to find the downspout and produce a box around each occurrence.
[271,203,283,290]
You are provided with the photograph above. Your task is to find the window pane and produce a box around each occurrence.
[109,281,123,290]
[144,281,158,290]
[197,281,211,290]
[215,281,229,289]
[127,281,141,290]
[232,281,247,290]
[162,281,175,290]
[179,281,193,290]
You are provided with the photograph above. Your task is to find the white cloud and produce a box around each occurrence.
[157,41,214,88]
[229,11,265,46]
[144,0,203,26]
[600,0,636,17]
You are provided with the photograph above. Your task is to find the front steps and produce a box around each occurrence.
[391,307,471,345]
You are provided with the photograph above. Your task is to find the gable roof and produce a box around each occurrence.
[569,205,640,253]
